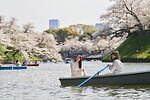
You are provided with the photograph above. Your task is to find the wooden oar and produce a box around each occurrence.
[77,65,109,87]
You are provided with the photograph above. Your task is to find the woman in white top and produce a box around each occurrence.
[108,51,123,74]
[70,55,87,77]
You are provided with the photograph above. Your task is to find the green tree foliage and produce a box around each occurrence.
[79,32,93,41]
[0,44,25,60]
[4,50,25,60]
[45,24,97,43]
[69,24,97,34]
[69,24,97,41]
[0,44,5,60]
[45,29,56,34]
[45,28,80,43]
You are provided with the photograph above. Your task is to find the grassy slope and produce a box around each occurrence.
[0,44,25,60]
[103,33,150,61]
[117,34,150,59]
[0,44,41,61]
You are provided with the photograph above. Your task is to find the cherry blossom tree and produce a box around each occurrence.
[23,23,35,33]
[101,0,150,32]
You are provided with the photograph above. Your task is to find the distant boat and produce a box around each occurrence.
[25,64,39,66]
[59,71,150,87]
[0,66,27,70]
[64,58,71,63]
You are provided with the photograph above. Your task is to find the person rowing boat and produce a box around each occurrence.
[70,55,88,77]
[107,51,123,74]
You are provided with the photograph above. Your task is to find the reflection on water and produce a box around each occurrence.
[0,61,150,100]
[60,86,150,100]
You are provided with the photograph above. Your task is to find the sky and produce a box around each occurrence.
[0,0,112,32]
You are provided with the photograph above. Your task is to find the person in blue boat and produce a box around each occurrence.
[70,55,88,77]
[15,60,21,66]
[108,51,123,74]
[22,60,27,66]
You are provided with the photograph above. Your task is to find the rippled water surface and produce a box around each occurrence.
[0,61,150,100]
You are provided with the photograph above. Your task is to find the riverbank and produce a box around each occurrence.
[103,58,150,63]
[103,30,150,63]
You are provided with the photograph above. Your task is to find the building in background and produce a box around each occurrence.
[95,23,111,31]
[93,23,112,39]
[95,23,105,31]
[49,19,60,29]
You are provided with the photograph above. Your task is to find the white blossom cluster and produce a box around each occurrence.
[100,0,150,31]
[60,36,125,54]
[0,16,62,61]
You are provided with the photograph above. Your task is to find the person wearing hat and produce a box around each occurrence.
[108,51,123,74]
[70,55,88,77]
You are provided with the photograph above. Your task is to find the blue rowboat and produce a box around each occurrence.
[0,66,27,70]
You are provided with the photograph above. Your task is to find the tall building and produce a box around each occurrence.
[95,23,105,31]
[95,23,110,31]
[49,19,60,29]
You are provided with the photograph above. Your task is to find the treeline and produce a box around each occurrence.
[45,24,97,43]
[0,16,62,62]
[45,24,126,59]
